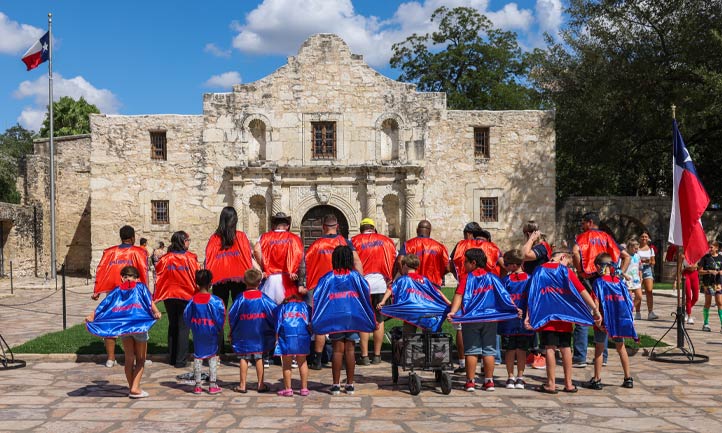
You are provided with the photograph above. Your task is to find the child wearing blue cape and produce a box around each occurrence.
[447,248,522,393]
[498,249,533,390]
[85,266,161,399]
[228,269,277,393]
[583,253,635,390]
[377,253,451,333]
[311,245,377,396]
[183,269,226,395]
[274,295,312,397]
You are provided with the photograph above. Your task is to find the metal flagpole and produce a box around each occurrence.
[48,12,57,279]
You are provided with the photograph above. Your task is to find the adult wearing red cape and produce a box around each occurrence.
[253,212,304,304]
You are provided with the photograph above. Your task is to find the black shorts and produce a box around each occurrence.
[371,294,386,323]
[539,331,572,348]
[501,335,534,351]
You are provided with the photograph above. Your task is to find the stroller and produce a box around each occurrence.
[390,326,453,395]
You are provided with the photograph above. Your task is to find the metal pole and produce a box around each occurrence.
[9,261,13,295]
[61,262,66,330]
[48,12,57,279]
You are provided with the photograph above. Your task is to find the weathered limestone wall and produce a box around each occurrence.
[0,203,41,277]
[89,115,209,273]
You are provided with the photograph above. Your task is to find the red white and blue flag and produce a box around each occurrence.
[668,120,710,264]
[21,31,50,71]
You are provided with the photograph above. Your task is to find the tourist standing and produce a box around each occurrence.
[638,230,658,320]
[205,206,256,354]
[699,241,722,332]
[397,220,449,288]
[92,225,149,368]
[253,212,305,304]
[154,231,199,368]
[351,217,396,365]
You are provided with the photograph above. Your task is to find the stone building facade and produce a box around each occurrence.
[7,34,556,277]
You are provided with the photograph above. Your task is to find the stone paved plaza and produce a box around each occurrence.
[1,284,722,432]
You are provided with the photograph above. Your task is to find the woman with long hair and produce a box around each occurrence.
[205,206,255,353]
[638,231,658,320]
[154,231,199,367]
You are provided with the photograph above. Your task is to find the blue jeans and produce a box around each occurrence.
[495,334,502,363]
[573,325,608,363]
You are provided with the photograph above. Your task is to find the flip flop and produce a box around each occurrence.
[538,385,558,394]
[233,386,247,394]
[257,383,270,393]
[563,386,578,393]
[128,390,149,399]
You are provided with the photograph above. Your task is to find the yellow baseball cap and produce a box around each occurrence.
[360,217,376,227]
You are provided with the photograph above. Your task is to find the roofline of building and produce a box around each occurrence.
[33,134,91,143]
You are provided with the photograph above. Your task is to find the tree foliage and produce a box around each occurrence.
[531,0,722,203]
[40,96,100,137]
[390,6,543,110]
[0,124,35,203]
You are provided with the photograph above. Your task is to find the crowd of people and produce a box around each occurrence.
[86,208,716,398]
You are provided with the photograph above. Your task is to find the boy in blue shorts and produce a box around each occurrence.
[499,249,533,389]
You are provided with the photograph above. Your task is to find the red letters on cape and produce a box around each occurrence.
[352,232,396,281]
[153,251,200,302]
[93,245,148,295]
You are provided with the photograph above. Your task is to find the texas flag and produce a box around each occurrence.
[668,119,710,264]
[21,31,50,71]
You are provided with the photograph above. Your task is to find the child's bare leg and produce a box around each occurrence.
[239,359,248,390]
[515,349,526,377]
[465,355,478,382]
[633,289,643,313]
[456,330,465,363]
[482,355,494,381]
[332,340,344,384]
[344,340,355,384]
[545,346,556,389]
[504,348,515,378]
[121,338,135,390]
[105,338,117,361]
[593,342,604,381]
[560,347,573,390]
[297,355,308,389]
[130,341,147,393]
[615,342,630,378]
[254,358,265,389]
[281,356,293,390]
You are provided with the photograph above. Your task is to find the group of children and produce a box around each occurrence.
[87,242,639,398]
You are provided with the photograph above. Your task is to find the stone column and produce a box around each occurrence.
[365,174,376,219]
[271,171,282,216]
[404,178,418,241]
[232,184,248,231]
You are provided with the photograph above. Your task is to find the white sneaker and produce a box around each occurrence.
[572,362,587,368]
[687,317,695,325]
[647,312,659,320]
[105,359,117,368]
[702,324,711,332]
[144,359,153,367]
[634,312,642,320]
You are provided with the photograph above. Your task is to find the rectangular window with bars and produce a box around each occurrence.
[151,200,169,224]
[479,197,498,222]
[474,127,490,158]
[311,121,336,159]
[150,131,167,160]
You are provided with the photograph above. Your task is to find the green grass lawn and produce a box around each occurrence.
[12,287,664,354]
[654,283,674,290]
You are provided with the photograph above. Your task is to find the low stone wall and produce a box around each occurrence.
[0,203,42,277]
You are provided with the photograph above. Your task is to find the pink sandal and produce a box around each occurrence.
[277,388,294,397]
[299,388,310,396]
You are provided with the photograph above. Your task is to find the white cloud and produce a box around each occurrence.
[0,12,45,55]
[226,0,553,67]
[203,71,242,89]
[535,0,563,33]
[13,74,121,131]
[204,42,231,58]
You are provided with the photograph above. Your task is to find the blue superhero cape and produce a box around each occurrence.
[274,301,311,356]
[381,274,450,332]
[183,293,226,359]
[528,265,594,330]
[452,271,519,324]
[86,282,157,338]
[594,277,639,341]
[497,276,533,336]
[311,270,376,335]
[228,291,277,355]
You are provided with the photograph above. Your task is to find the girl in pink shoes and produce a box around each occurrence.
[275,295,312,396]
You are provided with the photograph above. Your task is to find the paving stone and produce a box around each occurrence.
[238,416,310,429]
[353,420,405,432]
[206,413,236,428]
[32,421,115,433]
[0,420,46,430]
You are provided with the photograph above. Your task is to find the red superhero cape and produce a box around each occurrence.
[576,229,621,278]
[452,239,502,282]
[153,251,200,302]
[305,235,350,290]
[259,230,304,275]
[352,233,396,280]
[402,237,449,287]
[204,231,253,284]
[93,244,148,295]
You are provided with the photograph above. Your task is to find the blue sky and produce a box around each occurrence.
[0,0,564,132]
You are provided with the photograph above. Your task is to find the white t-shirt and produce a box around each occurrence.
[637,247,654,264]
[625,253,642,290]
[364,273,388,295]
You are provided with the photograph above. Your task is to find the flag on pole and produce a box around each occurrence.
[21,31,50,71]
[668,119,710,264]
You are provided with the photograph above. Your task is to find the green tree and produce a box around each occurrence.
[390,6,543,110]
[531,0,722,203]
[0,124,35,203]
[40,96,100,137]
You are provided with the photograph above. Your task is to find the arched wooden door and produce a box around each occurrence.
[300,205,349,248]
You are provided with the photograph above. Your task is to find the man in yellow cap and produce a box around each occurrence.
[351,217,397,364]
